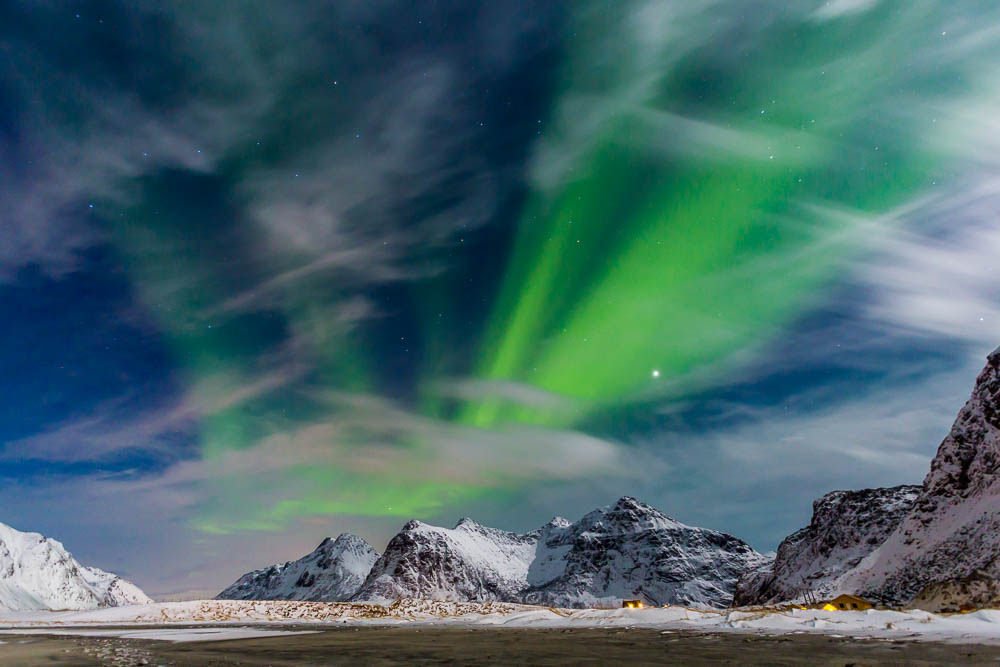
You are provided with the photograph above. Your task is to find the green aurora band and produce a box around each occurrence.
[105,1,998,530]
[467,1,958,427]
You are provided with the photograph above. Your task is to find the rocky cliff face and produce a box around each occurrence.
[353,518,537,603]
[217,534,378,602]
[741,347,1000,610]
[733,485,920,606]
[844,347,1000,607]
[523,497,769,608]
[0,521,151,611]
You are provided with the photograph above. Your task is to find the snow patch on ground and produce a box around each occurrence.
[1,600,999,644]
[0,599,520,626]
[0,627,319,643]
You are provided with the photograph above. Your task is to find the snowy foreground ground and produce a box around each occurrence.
[1,600,1000,645]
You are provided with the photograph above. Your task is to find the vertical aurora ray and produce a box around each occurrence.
[466,0,969,428]
[106,168,389,533]
[68,0,1000,533]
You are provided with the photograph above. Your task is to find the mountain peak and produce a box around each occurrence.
[0,521,150,611]
[610,495,666,516]
[331,533,369,547]
[581,495,684,533]
[524,497,765,608]
[354,515,537,604]
[217,532,378,602]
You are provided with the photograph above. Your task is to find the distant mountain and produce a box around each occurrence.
[0,521,151,611]
[355,518,537,603]
[226,497,767,609]
[733,485,920,605]
[217,534,378,602]
[522,496,770,608]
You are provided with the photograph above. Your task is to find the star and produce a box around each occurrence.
[651,370,660,379]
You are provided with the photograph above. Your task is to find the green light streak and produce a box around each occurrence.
[96,1,999,534]
[466,1,950,428]
[194,471,494,534]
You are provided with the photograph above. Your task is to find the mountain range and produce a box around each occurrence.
[4,348,998,612]
[220,347,1000,611]
[218,496,768,608]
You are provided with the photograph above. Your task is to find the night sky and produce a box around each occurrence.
[3,0,1000,596]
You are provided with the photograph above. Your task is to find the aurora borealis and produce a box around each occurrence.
[3,0,1000,595]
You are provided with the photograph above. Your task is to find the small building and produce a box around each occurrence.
[622,599,644,609]
[820,594,873,611]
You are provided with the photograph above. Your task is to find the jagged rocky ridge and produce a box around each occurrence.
[225,497,767,608]
[739,346,1000,610]
[521,496,770,608]
[733,485,920,606]
[355,518,538,603]
[0,521,151,611]
[217,534,379,602]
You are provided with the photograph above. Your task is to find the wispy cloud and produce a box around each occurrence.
[811,0,880,22]
[862,188,1000,350]
[109,404,625,499]
[2,342,308,463]
[0,2,546,301]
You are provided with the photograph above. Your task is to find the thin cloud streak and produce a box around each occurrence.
[2,349,309,463]
[861,180,1000,353]
[0,2,535,297]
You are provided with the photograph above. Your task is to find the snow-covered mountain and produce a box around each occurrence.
[0,521,151,611]
[740,347,1000,611]
[354,518,537,603]
[224,497,765,608]
[350,497,767,608]
[522,496,769,608]
[217,534,378,602]
[733,485,920,605]
[842,347,1000,609]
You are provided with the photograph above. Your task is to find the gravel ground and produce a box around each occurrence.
[2,626,1000,666]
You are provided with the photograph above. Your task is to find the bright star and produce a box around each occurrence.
[651,370,660,378]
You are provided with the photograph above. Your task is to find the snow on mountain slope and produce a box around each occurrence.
[0,521,150,611]
[217,534,378,602]
[82,566,153,608]
[354,519,537,603]
[733,485,920,606]
[842,346,1000,608]
[522,496,770,608]
[350,497,767,608]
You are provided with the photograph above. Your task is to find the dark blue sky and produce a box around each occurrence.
[1,0,999,596]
